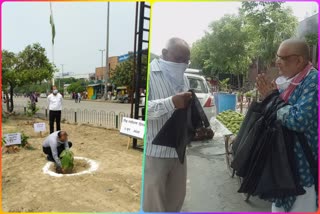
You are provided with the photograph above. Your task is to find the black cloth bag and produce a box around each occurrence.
[231,91,280,177]
[152,90,210,163]
[253,123,305,199]
[232,92,311,199]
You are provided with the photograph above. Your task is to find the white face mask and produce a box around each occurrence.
[275,76,290,91]
[159,58,188,93]
[275,71,304,91]
[53,89,58,95]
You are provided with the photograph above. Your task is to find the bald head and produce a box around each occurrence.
[276,39,311,77]
[58,131,68,142]
[162,37,190,64]
[166,37,189,50]
[279,39,310,61]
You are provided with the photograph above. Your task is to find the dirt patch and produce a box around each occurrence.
[2,117,143,212]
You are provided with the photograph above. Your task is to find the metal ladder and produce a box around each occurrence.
[130,2,150,149]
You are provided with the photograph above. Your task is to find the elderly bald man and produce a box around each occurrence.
[143,38,192,212]
[256,39,318,212]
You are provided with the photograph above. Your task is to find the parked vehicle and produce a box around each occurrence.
[39,93,47,98]
[118,94,129,103]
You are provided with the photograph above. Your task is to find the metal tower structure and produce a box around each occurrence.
[130,2,150,149]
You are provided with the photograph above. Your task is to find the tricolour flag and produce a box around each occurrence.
[50,3,56,45]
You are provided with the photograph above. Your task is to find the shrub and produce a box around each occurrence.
[60,150,74,173]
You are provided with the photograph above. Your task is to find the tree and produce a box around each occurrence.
[14,83,49,94]
[66,79,87,94]
[305,33,318,46]
[2,50,17,112]
[190,34,212,74]
[2,43,55,112]
[240,1,298,70]
[110,58,134,87]
[206,14,254,88]
[110,55,148,89]
[189,2,298,89]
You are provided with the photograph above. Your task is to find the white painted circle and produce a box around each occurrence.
[42,156,99,177]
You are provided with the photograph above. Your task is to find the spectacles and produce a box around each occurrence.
[276,54,300,61]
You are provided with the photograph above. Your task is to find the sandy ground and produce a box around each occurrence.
[2,117,143,212]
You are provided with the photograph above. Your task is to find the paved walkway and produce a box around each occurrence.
[182,136,271,212]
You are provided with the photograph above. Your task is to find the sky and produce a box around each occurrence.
[2,1,318,76]
[2,2,136,77]
[151,1,318,55]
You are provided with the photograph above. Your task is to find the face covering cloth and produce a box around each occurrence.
[159,58,188,93]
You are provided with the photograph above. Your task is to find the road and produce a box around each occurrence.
[12,97,131,114]
[182,136,271,212]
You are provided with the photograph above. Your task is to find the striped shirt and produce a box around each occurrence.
[146,59,190,158]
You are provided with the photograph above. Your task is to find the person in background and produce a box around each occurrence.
[47,86,63,134]
[42,130,72,174]
[140,89,146,105]
[74,92,78,103]
[29,91,38,113]
[77,92,81,103]
[143,37,192,212]
[256,39,318,212]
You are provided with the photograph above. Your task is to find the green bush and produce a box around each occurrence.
[219,78,230,92]
[26,101,39,117]
[21,132,29,147]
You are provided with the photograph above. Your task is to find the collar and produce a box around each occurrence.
[150,58,162,73]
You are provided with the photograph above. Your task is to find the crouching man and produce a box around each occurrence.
[42,131,72,173]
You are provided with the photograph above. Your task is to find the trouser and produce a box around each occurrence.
[31,103,36,112]
[143,156,187,212]
[42,142,72,160]
[49,110,61,134]
[272,185,317,212]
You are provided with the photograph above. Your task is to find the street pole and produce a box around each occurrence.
[99,49,105,93]
[61,64,64,92]
[99,49,105,69]
[104,2,110,100]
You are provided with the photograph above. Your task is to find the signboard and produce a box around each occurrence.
[34,123,46,132]
[120,117,145,139]
[4,133,21,146]
[118,54,130,63]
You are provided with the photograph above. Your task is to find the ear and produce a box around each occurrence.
[162,49,168,60]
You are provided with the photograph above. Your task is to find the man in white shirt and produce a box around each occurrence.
[47,86,63,133]
[77,92,81,103]
[143,38,192,212]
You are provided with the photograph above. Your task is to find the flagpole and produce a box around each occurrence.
[50,2,55,86]
[104,2,110,100]
[52,42,55,86]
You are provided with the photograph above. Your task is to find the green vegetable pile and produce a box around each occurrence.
[216,110,244,134]
[60,149,74,173]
